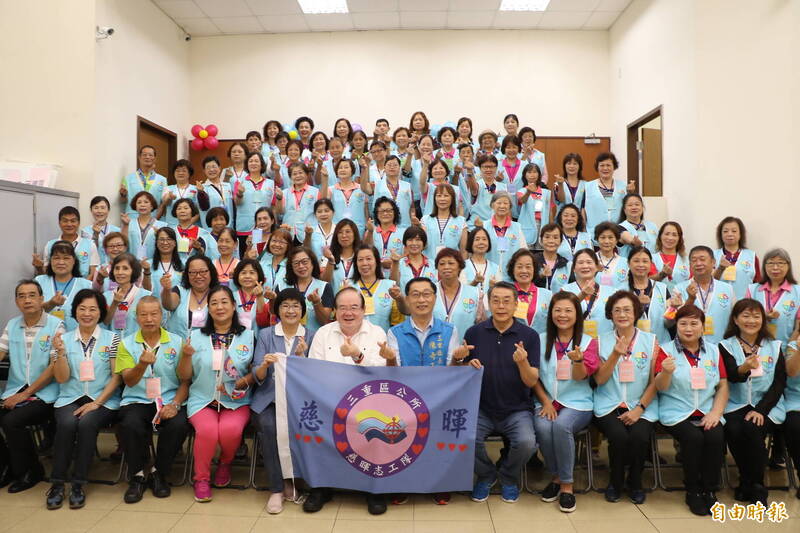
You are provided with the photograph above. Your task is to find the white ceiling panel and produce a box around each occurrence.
[449,0,501,10]
[348,0,399,13]
[583,10,621,28]
[193,0,252,17]
[174,16,220,35]
[400,10,448,28]
[154,0,203,19]
[245,0,303,15]
[547,0,601,11]
[212,16,265,33]
[399,0,450,12]
[257,13,309,31]
[596,0,632,10]
[352,11,401,30]
[447,11,498,28]
[305,13,354,31]
[492,10,543,29]
[538,10,591,29]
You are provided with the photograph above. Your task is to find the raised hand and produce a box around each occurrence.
[340,336,360,359]
[473,217,483,228]
[613,332,630,357]
[390,250,403,263]
[32,253,44,269]
[322,246,334,262]
[294,338,308,356]
[566,346,583,362]
[119,184,128,198]
[112,286,126,303]
[181,336,194,358]
[627,180,636,192]
[661,355,676,374]
[377,341,397,361]
[121,213,131,226]
[667,292,683,308]
[140,259,150,273]
[388,285,402,300]
[744,353,760,370]
[686,280,698,299]
[305,225,314,237]
[160,272,172,290]
[252,282,264,298]
[365,218,375,233]
[471,272,485,287]
[719,257,732,268]
[660,262,673,277]
[512,341,528,363]
[264,287,277,301]
[52,331,65,355]
[307,288,321,305]
[260,353,279,367]
[51,291,66,307]
[140,348,157,365]
[454,340,475,362]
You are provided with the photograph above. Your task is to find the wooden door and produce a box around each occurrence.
[137,117,177,183]
[641,128,662,196]
[537,137,612,182]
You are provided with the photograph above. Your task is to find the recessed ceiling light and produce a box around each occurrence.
[297,0,348,14]
[499,0,551,11]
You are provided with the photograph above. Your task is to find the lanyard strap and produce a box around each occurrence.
[441,283,461,320]
[359,280,378,297]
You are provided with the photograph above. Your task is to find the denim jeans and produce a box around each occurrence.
[533,405,592,484]
[474,409,536,487]
[252,404,283,493]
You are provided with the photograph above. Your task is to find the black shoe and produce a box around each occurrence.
[686,491,707,516]
[768,452,786,470]
[541,481,560,502]
[750,484,768,507]
[604,485,621,503]
[0,467,13,490]
[151,472,171,498]
[303,488,332,513]
[558,492,576,513]
[8,467,44,493]
[46,483,65,510]
[734,484,752,502]
[630,489,646,505]
[124,475,147,504]
[366,493,387,515]
[704,491,718,514]
[69,484,86,509]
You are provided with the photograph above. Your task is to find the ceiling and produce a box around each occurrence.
[152,0,632,37]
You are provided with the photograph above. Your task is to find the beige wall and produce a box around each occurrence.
[188,29,611,140]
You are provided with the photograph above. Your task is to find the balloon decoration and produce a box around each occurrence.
[351,123,363,132]
[190,123,220,150]
[288,130,299,140]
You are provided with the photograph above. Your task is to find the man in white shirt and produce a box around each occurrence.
[305,287,395,515]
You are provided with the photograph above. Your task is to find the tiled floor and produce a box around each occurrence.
[0,438,797,532]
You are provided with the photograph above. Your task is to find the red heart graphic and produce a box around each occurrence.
[294,433,301,440]
[315,436,323,444]
[459,444,468,452]
[336,441,348,452]
[411,444,423,455]
[334,423,345,435]
[436,442,445,450]
[303,435,311,443]
[418,427,429,438]
[417,413,429,423]
[335,408,348,420]
[448,443,456,451]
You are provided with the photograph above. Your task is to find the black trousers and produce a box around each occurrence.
[595,411,653,491]
[0,399,53,478]
[724,406,769,487]
[783,411,800,478]
[51,397,116,484]
[118,402,189,478]
[664,418,725,493]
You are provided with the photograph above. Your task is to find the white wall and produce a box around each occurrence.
[188,29,610,140]
[94,0,191,220]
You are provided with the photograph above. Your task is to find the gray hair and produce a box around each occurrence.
[490,190,513,207]
[761,248,796,285]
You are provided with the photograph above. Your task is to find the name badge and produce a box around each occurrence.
[253,190,266,205]
[704,316,714,336]
[636,319,651,332]
[584,320,598,339]
[251,229,263,244]
[145,377,161,399]
[52,309,65,321]
[534,200,544,212]
[556,358,571,380]
[113,309,127,330]
[212,349,224,371]
[600,273,614,286]
[497,237,509,252]
[364,296,375,316]
[618,359,635,382]
[191,308,207,328]
[178,237,191,253]
[238,311,252,330]
[508,182,518,194]
[514,301,529,320]
[79,359,95,382]
[749,359,764,377]
[690,367,706,390]
[722,265,737,281]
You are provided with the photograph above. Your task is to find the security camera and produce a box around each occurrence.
[184,33,192,42]
[96,26,115,39]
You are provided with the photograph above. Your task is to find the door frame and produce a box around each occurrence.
[626,105,662,194]
[136,116,178,178]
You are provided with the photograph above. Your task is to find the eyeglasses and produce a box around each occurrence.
[612,307,635,316]
[408,291,436,300]
[279,303,302,311]
[336,305,363,312]
[292,259,311,267]
[765,261,788,267]
[157,238,174,244]
[106,243,126,249]
[271,240,288,246]
[490,298,515,307]
[377,208,394,214]
[188,269,209,276]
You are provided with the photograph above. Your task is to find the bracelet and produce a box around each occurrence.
[572,358,584,363]
[143,270,152,276]
[353,352,364,364]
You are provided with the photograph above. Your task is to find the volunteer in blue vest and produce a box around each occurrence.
[507,249,552,334]
[713,216,760,300]
[115,296,189,504]
[477,191,527,274]
[364,197,406,275]
[321,219,361,291]
[46,289,122,510]
[390,226,436,292]
[626,246,674,344]
[363,154,415,229]
[197,156,234,229]
[746,248,800,344]
[618,194,658,255]
[784,336,800,499]
[433,249,484,343]
[553,153,586,212]
[582,152,634,238]
[171,198,220,263]
[352,244,406,331]
[305,287,396,515]
[122,191,167,261]
[594,222,629,289]
[233,152,279,256]
[84,196,121,265]
[673,246,736,344]
[120,145,168,219]
[320,158,368,230]
[35,240,93,331]
[384,276,472,505]
[533,223,571,293]
[303,199,336,267]
[419,183,468,257]
[555,204,593,261]
[281,162,319,242]
[0,280,65,492]
[462,227,503,296]
[519,127,548,184]
[103,253,152,337]
[259,228,293,290]
[719,299,786,507]
[464,281,539,505]
[246,288,313,514]
[273,247,334,335]
[37,206,100,280]
[516,163,553,247]
[231,258,271,332]
[149,227,183,300]
[464,155,507,228]
[651,221,691,292]
[533,292,599,513]
[654,304,729,516]
[594,291,659,505]
[159,159,205,227]
[161,255,220,340]
[177,285,254,503]
[93,232,131,292]
[562,249,616,340]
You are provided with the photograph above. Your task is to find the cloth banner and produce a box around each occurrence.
[275,356,482,493]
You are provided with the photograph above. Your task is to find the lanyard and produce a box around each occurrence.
[291,186,307,209]
[137,169,152,189]
[469,258,488,279]
[738,337,760,356]
[192,290,209,307]
[724,249,740,264]
[141,342,160,376]
[555,338,573,358]
[440,282,461,321]
[139,218,155,241]
[175,185,192,199]
[407,258,427,278]
[159,261,173,276]
[764,287,785,313]
[359,280,378,297]
[565,235,578,254]
[437,216,451,242]
[341,258,354,279]
[216,258,237,279]
[208,182,225,203]
[598,253,616,272]
[696,280,713,312]
[683,348,701,365]
[494,224,509,238]
[581,283,599,318]
[379,227,394,250]
[386,179,399,200]
[238,289,256,311]
[80,336,96,359]
[53,277,75,296]
[617,329,639,359]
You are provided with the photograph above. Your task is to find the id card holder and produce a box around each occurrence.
[52,309,65,321]
[584,320,598,339]
[690,367,706,390]
[145,377,162,399]
[497,237,509,252]
[704,317,714,336]
[191,308,207,328]
[253,189,265,205]
[212,349,224,371]
[364,296,375,316]
[251,229,263,244]
[636,319,651,332]
[534,200,544,212]
[618,359,635,382]
[79,359,95,382]
[556,358,571,380]
[178,237,190,253]
[514,301,529,320]
[600,273,613,286]
[113,309,127,330]
[508,182,517,194]
[722,265,737,281]
[237,311,252,330]
[749,359,764,377]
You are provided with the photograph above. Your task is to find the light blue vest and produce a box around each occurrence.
[173,226,220,264]
[421,181,464,218]
[282,185,319,239]
[162,185,200,226]
[432,283,481,343]
[118,329,184,406]
[635,281,672,345]
[331,258,356,292]
[232,289,263,336]
[556,180,586,211]
[503,286,551,336]
[619,220,659,256]
[398,258,437,294]
[583,178,626,237]
[537,334,594,411]
[557,232,593,261]
[517,187,552,246]
[359,279,395,331]
[2,314,62,402]
[35,275,93,332]
[421,215,467,258]
[486,221,526,273]
[259,255,287,290]
[784,340,800,413]
[372,178,413,228]
[544,260,572,293]
[331,185,368,230]
[391,318,454,367]
[595,254,629,289]
[186,329,254,417]
[122,171,168,216]
[462,258,502,296]
[102,287,152,337]
[200,181,234,229]
[720,337,784,423]
[234,177,276,234]
[127,219,167,261]
[373,226,407,276]
[594,329,659,421]
[164,286,205,341]
[467,181,507,226]
[657,340,723,426]
[55,328,121,409]
[674,279,735,344]
[45,237,96,278]
[747,283,800,344]
[714,248,757,300]
[275,278,330,334]
[561,282,616,338]
[149,262,183,301]
[652,252,691,293]
[80,224,120,265]
[308,223,334,265]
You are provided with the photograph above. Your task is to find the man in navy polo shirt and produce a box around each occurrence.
[464,281,540,504]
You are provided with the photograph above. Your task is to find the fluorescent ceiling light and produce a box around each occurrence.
[297,0,348,14]
[499,0,551,11]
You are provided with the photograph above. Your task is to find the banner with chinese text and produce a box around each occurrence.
[275,356,482,493]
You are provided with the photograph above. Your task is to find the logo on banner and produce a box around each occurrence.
[332,380,430,477]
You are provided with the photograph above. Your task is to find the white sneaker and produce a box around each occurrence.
[267,491,284,514]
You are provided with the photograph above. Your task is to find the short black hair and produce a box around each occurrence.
[15,279,43,298]
[171,197,199,218]
[375,118,389,126]
[715,216,747,249]
[295,116,314,130]
[488,281,516,300]
[373,197,400,226]
[58,206,80,221]
[689,245,715,261]
[314,198,335,214]
[594,221,621,242]
[555,203,586,232]
[71,288,108,324]
[352,244,384,283]
[90,196,110,209]
[202,155,220,168]
[200,286,245,335]
[172,158,194,177]
[594,151,619,170]
[272,287,306,319]
[506,249,538,282]
[232,258,265,289]
[47,240,82,278]
[205,206,230,227]
[604,290,643,321]
[284,247,321,285]
[500,135,521,154]
[402,226,427,246]
[334,286,365,308]
[518,126,537,144]
[405,277,437,296]
[139,145,156,156]
[130,191,157,212]
[246,130,262,141]
[246,152,267,175]
[181,255,219,289]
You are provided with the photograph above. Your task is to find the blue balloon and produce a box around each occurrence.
[430,124,442,138]
[282,123,293,133]
[443,121,456,129]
